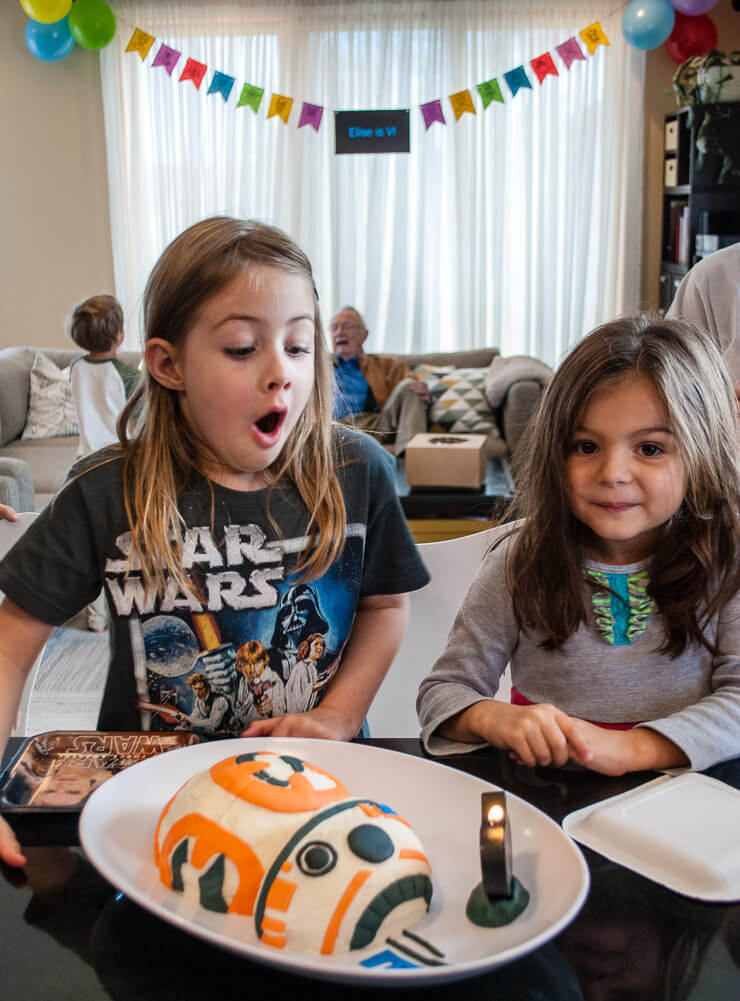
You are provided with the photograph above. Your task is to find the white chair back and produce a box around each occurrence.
[0,512,46,736]
[367,523,514,737]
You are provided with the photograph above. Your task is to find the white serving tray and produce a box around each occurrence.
[80,737,589,986]
[562,772,740,902]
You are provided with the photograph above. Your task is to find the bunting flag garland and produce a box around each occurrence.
[579,22,610,55]
[531,52,559,84]
[268,93,293,124]
[122,18,610,137]
[237,83,264,113]
[152,44,180,76]
[556,37,586,70]
[208,71,235,102]
[125,28,154,61]
[476,78,504,110]
[420,99,446,129]
[179,58,207,89]
[298,102,324,131]
[504,66,532,98]
[449,89,475,121]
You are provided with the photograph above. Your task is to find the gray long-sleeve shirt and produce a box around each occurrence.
[417,532,740,770]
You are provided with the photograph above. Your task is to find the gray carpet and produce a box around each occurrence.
[26,617,108,734]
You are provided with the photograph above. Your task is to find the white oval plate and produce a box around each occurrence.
[79,737,589,985]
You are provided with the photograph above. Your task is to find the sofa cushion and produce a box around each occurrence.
[420,367,501,437]
[21,352,79,440]
[0,348,35,447]
[0,435,79,495]
[484,354,553,408]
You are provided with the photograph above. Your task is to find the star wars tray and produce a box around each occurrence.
[0,731,199,844]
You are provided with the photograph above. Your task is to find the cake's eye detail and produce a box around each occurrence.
[297,841,337,877]
[348,824,395,863]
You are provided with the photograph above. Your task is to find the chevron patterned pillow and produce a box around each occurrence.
[419,367,500,436]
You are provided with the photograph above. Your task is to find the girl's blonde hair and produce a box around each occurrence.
[505,314,740,656]
[117,216,345,596]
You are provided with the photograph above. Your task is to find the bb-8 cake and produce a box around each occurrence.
[154,750,433,955]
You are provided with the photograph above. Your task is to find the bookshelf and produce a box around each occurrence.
[659,104,740,315]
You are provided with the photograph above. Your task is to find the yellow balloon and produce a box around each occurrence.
[20,0,72,24]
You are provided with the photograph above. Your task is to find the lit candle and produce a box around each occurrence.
[480,791,513,899]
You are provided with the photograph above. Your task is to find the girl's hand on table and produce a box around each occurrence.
[574,720,689,776]
[457,700,594,768]
[241,705,356,741]
[0,815,26,868]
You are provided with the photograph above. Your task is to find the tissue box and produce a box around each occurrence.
[405,433,487,489]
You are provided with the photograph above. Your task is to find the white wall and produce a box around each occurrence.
[0,3,114,350]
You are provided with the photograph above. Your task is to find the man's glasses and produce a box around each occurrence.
[330,321,365,333]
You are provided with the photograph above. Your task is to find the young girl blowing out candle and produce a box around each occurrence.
[0,217,428,867]
[417,315,740,775]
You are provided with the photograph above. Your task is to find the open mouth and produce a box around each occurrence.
[350,874,433,951]
[255,410,285,435]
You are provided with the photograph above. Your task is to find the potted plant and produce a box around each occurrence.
[672,50,740,184]
[673,49,740,106]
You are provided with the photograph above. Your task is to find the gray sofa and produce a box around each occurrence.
[392,347,550,459]
[0,344,547,511]
[0,346,141,511]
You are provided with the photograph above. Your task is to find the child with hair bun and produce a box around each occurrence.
[418,315,740,775]
[69,294,139,457]
[0,217,429,867]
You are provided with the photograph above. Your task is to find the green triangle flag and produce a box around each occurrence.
[237,83,265,113]
[477,78,504,110]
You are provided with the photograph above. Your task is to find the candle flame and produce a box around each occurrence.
[488,804,504,824]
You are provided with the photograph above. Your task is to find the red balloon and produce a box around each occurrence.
[665,12,718,63]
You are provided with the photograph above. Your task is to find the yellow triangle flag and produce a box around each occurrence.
[449,89,476,122]
[267,94,294,124]
[579,22,610,56]
[125,28,156,62]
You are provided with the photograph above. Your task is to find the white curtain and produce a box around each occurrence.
[101,1,645,365]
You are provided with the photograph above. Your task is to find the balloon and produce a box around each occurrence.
[20,0,72,23]
[68,0,116,50]
[25,15,75,62]
[622,0,675,50]
[670,0,719,14]
[665,12,718,63]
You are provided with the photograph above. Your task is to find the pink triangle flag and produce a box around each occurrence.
[556,38,586,70]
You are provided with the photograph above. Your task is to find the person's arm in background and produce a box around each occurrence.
[666,261,740,408]
[0,505,18,522]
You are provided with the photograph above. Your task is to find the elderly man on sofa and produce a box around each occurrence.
[330,306,429,454]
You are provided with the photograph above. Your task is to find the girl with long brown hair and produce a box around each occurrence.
[418,315,740,775]
[0,217,428,868]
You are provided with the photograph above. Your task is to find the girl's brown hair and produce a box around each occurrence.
[117,217,344,597]
[505,314,740,657]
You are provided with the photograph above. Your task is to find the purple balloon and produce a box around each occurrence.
[670,0,719,14]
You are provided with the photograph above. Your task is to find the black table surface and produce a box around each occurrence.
[2,737,739,1001]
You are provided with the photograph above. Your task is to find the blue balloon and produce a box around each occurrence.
[25,15,75,62]
[622,0,675,50]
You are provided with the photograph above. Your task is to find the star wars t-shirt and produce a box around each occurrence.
[0,429,429,737]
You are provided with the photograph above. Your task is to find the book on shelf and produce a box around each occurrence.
[677,205,690,266]
[665,199,689,264]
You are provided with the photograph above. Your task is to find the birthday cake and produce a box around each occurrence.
[154,749,433,955]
